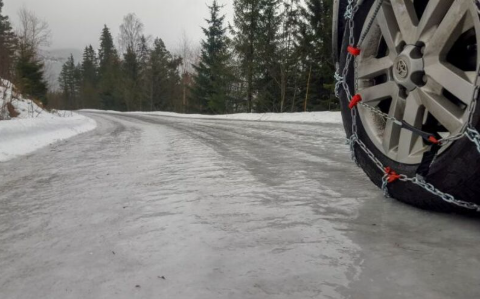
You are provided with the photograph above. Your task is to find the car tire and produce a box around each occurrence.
[338,0,480,214]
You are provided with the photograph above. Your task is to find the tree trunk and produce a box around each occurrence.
[304,64,312,112]
[280,67,286,112]
[291,72,298,112]
[247,65,253,113]
[183,75,187,114]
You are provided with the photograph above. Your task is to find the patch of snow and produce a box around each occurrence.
[0,113,97,162]
[0,79,97,162]
[84,110,343,124]
[0,79,49,119]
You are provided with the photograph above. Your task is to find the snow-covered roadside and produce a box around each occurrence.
[84,110,343,124]
[0,114,97,162]
[0,79,97,162]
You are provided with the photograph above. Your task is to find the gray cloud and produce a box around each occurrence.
[4,0,234,51]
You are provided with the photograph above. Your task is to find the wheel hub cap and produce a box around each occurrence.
[393,45,424,92]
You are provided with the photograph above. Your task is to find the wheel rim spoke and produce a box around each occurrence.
[377,3,401,57]
[424,0,471,58]
[396,93,424,161]
[359,81,399,105]
[390,0,418,44]
[414,88,464,133]
[425,62,475,105]
[382,91,404,155]
[357,57,393,79]
[416,0,455,42]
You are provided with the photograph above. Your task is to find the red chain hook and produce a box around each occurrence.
[428,136,440,144]
[385,167,401,184]
[347,46,361,56]
[349,94,363,109]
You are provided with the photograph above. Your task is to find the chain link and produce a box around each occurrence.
[359,102,403,125]
[400,176,480,212]
[337,0,480,212]
[381,174,390,198]
[334,70,344,98]
[344,0,355,20]
[438,86,479,146]
[466,127,480,153]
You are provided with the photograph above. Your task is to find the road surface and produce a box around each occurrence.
[1,112,479,299]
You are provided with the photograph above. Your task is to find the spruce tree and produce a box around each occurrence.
[137,35,150,111]
[192,0,234,114]
[279,0,301,112]
[98,25,120,110]
[256,0,282,112]
[16,49,48,105]
[121,46,140,111]
[232,0,262,112]
[297,0,335,111]
[0,0,16,81]
[146,38,181,111]
[59,55,80,109]
[80,45,99,108]
[118,15,147,111]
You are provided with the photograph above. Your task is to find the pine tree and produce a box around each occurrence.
[59,55,80,109]
[255,0,282,112]
[137,35,150,111]
[146,38,181,111]
[278,0,301,112]
[232,0,262,112]
[297,0,335,111]
[119,15,146,111]
[192,0,235,114]
[98,25,121,110]
[80,45,99,108]
[121,46,140,111]
[16,49,48,105]
[0,0,16,81]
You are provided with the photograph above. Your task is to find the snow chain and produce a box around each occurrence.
[336,0,480,212]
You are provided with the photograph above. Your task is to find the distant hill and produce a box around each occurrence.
[43,48,83,91]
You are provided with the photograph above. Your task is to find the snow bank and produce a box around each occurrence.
[84,110,343,124]
[0,113,96,162]
[0,79,97,162]
[142,111,343,124]
[0,79,49,120]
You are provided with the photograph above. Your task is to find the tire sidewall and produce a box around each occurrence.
[338,0,480,211]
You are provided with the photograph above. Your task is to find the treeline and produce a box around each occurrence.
[1,0,335,114]
[0,0,50,105]
[56,0,334,114]
[56,23,183,112]
[191,0,336,113]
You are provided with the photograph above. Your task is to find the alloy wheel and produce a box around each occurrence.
[356,0,480,164]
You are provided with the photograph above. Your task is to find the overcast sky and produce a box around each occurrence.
[4,0,234,52]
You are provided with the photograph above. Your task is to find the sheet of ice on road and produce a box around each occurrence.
[1,112,479,299]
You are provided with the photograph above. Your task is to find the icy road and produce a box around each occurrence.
[1,112,480,299]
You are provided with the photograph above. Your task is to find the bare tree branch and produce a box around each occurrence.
[16,6,51,57]
[118,13,144,54]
